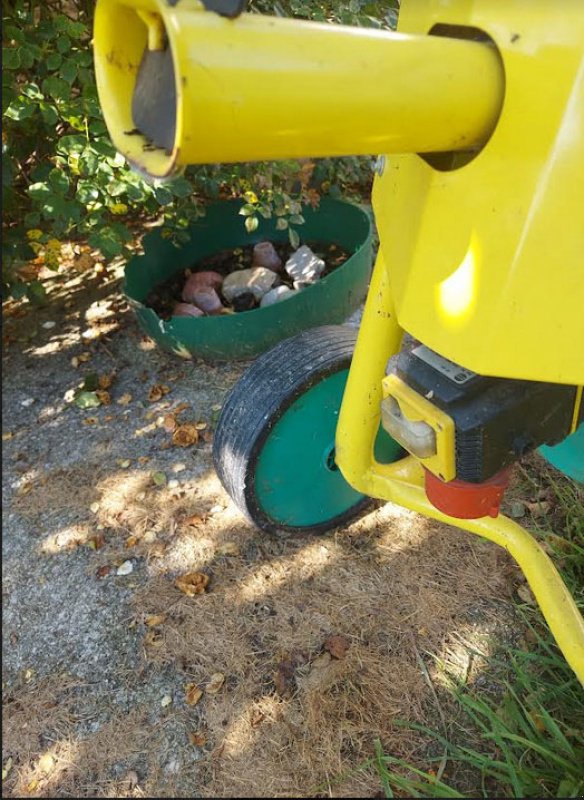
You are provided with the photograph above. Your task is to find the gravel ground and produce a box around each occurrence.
[2,262,251,797]
[2,261,521,798]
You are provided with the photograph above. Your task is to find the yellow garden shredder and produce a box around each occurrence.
[92,0,584,682]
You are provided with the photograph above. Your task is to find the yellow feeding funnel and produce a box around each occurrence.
[93,0,504,179]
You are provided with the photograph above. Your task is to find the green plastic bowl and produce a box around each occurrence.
[124,197,372,361]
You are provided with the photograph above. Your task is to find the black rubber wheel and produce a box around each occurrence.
[213,325,402,535]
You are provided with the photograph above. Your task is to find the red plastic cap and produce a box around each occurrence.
[424,467,512,519]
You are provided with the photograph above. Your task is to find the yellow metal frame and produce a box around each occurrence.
[336,250,584,684]
[93,0,584,684]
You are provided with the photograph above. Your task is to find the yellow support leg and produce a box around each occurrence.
[336,251,584,684]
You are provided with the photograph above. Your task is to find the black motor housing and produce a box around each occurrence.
[396,344,580,483]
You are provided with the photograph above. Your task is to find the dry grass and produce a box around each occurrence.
[130,497,513,797]
[4,456,518,797]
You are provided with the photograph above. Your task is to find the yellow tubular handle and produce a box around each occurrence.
[94,0,505,178]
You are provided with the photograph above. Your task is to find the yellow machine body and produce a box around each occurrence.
[375,1,584,385]
[93,0,584,683]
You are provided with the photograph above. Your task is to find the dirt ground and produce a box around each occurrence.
[2,258,525,798]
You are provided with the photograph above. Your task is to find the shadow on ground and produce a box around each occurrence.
[2,263,524,798]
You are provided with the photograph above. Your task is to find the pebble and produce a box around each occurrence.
[260,285,297,308]
[182,270,223,302]
[284,245,325,288]
[222,267,277,302]
[190,288,223,315]
[21,398,35,407]
[42,321,56,329]
[252,241,282,272]
[116,560,134,576]
[167,479,179,489]
[172,302,204,318]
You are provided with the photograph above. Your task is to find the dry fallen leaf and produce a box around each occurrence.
[325,634,350,660]
[183,514,205,528]
[172,424,199,447]
[117,393,132,406]
[26,779,39,793]
[118,458,131,468]
[88,534,105,550]
[250,709,265,727]
[161,694,173,707]
[38,753,55,775]
[176,572,210,596]
[148,384,171,402]
[126,535,139,548]
[96,565,111,579]
[206,672,225,694]
[189,732,207,747]
[162,414,177,432]
[144,630,164,647]
[96,390,111,405]
[195,421,207,431]
[2,757,13,780]
[138,456,150,464]
[145,614,166,627]
[185,683,203,706]
[78,351,91,362]
[98,373,114,390]
[2,432,13,441]
[217,542,240,557]
[174,402,190,414]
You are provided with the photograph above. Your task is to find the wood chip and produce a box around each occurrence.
[185,683,203,706]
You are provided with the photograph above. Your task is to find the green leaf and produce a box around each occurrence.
[3,48,20,70]
[79,147,99,176]
[40,102,59,125]
[152,471,167,486]
[245,215,259,233]
[81,373,99,391]
[74,391,101,409]
[288,227,300,249]
[57,134,86,155]
[46,52,63,71]
[288,214,305,225]
[239,204,256,216]
[153,185,173,205]
[88,228,123,259]
[26,280,47,305]
[60,59,78,84]
[167,176,192,198]
[107,180,127,197]
[42,76,70,100]
[76,180,100,204]
[28,182,51,200]
[276,217,288,230]
[49,169,69,195]
[22,82,43,100]
[24,212,41,228]
[5,99,35,121]
[56,35,71,54]
[20,44,39,69]
[91,139,117,158]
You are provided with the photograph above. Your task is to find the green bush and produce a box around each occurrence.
[2,0,398,302]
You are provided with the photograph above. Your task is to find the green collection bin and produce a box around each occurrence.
[124,198,373,361]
